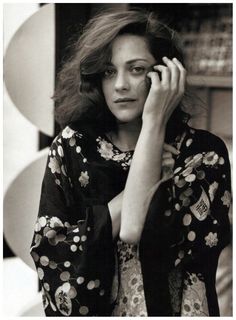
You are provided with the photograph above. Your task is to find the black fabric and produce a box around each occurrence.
[140,127,231,316]
[30,124,231,316]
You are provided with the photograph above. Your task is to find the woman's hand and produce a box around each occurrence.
[143,57,186,127]
[120,58,185,244]
[162,143,179,179]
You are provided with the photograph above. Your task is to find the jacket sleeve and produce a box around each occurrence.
[139,133,231,316]
[169,136,231,272]
[142,134,231,268]
[30,133,115,316]
[169,136,231,316]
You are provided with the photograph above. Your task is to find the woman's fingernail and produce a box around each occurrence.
[162,56,168,61]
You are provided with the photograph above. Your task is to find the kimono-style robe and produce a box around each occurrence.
[30,123,231,316]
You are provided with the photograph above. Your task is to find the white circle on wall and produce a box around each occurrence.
[4,149,49,270]
[4,4,55,136]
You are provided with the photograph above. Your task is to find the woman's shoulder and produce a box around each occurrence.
[185,126,229,155]
[49,123,103,166]
[50,125,84,150]
[52,122,98,147]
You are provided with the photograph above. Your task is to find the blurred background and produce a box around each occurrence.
[3,3,232,316]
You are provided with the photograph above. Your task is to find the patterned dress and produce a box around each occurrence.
[112,240,148,316]
[30,123,231,316]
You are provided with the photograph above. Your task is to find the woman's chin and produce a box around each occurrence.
[114,112,143,125]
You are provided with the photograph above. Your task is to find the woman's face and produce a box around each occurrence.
[102,34,156,124]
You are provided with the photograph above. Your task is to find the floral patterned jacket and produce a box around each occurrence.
[30,123,231,316]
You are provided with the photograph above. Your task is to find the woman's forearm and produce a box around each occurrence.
[108,190,124,239]
[120,57,186,244]
[120,119,166,244]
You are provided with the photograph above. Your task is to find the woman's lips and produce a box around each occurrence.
[114,98,136,103]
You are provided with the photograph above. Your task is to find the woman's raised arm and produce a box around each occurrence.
[120,57,186,244]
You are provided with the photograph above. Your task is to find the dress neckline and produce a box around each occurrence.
[96,135,133,171]
[103,133,135,154]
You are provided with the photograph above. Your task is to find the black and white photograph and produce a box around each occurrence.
[3,2,233,317]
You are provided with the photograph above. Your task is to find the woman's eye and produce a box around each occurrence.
[103,69,116,78]
[131,66,145,74]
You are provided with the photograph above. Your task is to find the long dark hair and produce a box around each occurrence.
[54,8,190,140]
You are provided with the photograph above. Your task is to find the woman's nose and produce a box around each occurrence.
[114,72,130,91]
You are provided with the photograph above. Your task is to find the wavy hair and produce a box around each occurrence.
[54,8,190,140]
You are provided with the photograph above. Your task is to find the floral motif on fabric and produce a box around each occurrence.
[42,286,57,312]
[172,147,228,218]
[48,157,61,174]
[96,136,133,170]
[166,128,232,272]
[61,126,77,139]
[181,272,209,316]
[30,125,231,316]
[221,190,231,207]
[202,151,224,166]
[116,240,137,264]
[48,128,90,188]
[30,215,104,316]
[174,151,224,191]
[62,126,86,161]
[112,240,147,316]
[78,171,89,188]
[205,232,218,247]
[209,181,219,202]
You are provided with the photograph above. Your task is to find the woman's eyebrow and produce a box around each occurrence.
[126,59,148,64]
[105,59,149,67]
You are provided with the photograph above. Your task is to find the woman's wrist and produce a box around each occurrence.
[141,116,166,140]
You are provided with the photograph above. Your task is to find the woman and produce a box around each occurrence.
[30,9,231,316]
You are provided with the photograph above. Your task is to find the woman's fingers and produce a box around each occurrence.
[172,57,187,94]
[153,65,170,87]
[162,143,179,170]
[144,57,186,124]
[152,57,186,96]
[162,151,172,159]
[163,143,180,155]
[162,57,180,91]
[146,70,161,88]
[162,157,175,169]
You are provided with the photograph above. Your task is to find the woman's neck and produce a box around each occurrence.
[108,119,142,152]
